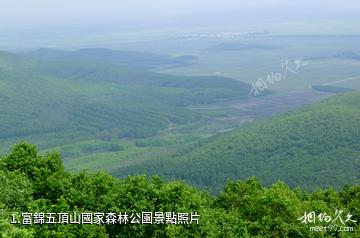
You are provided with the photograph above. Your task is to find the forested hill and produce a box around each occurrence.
[0,143,359,237]
[0,50,253,153]
[116,91,360,192]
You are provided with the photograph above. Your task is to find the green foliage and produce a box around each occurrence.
[0,143,359,237]
[0,50,252,157]
[0,171,33,210]
[117,92,360,192]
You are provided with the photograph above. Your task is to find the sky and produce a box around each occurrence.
[0,0,359,50]
[1,0,359,30]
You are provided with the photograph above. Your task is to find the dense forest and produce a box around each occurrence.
[1,143,359,237]
[1,0,360,237]
[0,50,253,153]
[1,42,360,238]
[116,92,360,192]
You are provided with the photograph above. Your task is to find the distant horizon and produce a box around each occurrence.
[1,0,360,51]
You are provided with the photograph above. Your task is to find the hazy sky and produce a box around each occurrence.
[1,0,359,29]
[1,0,359,50]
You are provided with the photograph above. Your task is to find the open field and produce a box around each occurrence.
[150,35,360,91]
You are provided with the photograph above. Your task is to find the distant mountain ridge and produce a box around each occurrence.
[25,48,197,69]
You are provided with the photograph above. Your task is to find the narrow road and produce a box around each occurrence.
[323,75,360,86]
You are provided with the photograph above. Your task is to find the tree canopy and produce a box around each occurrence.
[0,143,359,237]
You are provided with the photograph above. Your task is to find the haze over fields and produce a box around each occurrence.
[1,0,360,50]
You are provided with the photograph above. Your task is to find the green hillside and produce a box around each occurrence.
[33,60,252,99]
[1,143,359,237]
[0,50,252,154]
[116,92,360,192]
